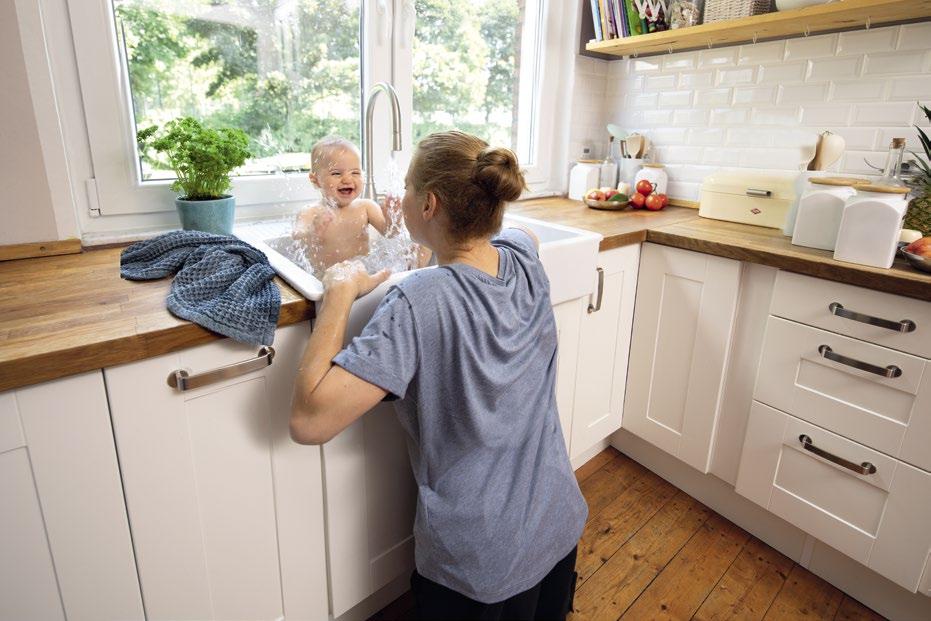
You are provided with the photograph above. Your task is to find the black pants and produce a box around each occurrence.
[410,546,578,621]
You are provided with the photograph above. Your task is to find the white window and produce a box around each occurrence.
[61,0,576,232]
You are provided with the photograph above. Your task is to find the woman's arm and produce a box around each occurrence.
[290,267,390,444]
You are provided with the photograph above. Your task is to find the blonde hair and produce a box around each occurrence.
[407,131,526,242]
[310,136,360,174]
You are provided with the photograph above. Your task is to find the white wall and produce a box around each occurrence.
[585,23,931,200]
[0,0,59,245]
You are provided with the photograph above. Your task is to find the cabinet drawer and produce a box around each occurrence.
[755,316,931,471]
[770,271,931,359]
[736,401,931,593]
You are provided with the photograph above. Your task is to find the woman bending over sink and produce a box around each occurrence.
[290,131,587,621]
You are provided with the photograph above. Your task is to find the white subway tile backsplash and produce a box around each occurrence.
[863,51,929,76]
[666,181,701,200]
[779,83,830,104]
[751,107,800,125]
[785,35,836,61]
[710,108,750,125]
[824,127,878,151]
[678,71,715,89]
[689,128,727,146]
[662,52,698,72]
[888,77,931,100]
[733,85,776,105]
[658,90,693,108]
[853,102,916,126]
[644,74,678,91]
[673,109,710,126]
[809,57,860,80]
[898,23,931,51]
[831,79,887,101]
[716,67,756,86]
[695,88,733,106]
[699,48,737,68]
[576,25,931,199]
[738,41,786,65]
[758,62,808,84]
[800,104,852,126]
[837,29,897,56]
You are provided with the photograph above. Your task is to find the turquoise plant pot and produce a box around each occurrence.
[175,195,236,235]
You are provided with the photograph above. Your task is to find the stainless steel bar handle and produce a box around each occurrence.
[745,188,772,197]
[818,344,902,378]
[588,267,605,314]
[798,434,876,475]
[828,302,916,333]
[168,347,275,392]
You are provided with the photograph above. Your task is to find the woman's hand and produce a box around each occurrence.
[322,260,391,300]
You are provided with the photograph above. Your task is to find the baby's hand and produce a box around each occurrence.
[322,260,391,300]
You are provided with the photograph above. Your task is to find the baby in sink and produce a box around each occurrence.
[292,137,389,275]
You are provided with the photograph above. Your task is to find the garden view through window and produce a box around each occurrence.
[115,0,535,184]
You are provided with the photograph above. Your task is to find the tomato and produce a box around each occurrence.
[658,193,668,207]
[629,192,646,208]
[645,193,664,211]
[636,179,654,196]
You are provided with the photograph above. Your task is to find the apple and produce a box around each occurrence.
[905,237,931,258]
[587,189,606,202]
[636,179,654,196]
[629,192,646,209]
[605,189,620,200]
[645,194,664,211]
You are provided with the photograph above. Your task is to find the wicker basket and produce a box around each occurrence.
[704,0,773,22]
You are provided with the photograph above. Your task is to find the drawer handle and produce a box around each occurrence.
[167,347,275,392]
[588,267,605,314]
[798,435,876,475]
[828,302,916,333]
[745,188,772,197]
[818,345,902,379]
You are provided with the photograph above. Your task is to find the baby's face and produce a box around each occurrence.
[311,147,363,208]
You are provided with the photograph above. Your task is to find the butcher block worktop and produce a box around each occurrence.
[1,197,928,392]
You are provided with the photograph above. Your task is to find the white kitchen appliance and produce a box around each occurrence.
[568,162,601,201]
[699,171,797,229]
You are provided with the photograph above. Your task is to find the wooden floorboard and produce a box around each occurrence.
[369,448,886,621]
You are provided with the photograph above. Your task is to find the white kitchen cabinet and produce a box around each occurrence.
[569,245,640,461]
[0,372,142,621]
[736,401,931,593]
[553,296,584,450]
[623,243,741,473]
[105,323,328,621]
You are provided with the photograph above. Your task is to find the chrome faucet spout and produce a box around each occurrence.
[363,82,403,200]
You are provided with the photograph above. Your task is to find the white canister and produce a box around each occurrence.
[833,184,911,269]
[784,170,821,236]
[568,162,601,200]
[791,177,865,251]
[634,163,668,195]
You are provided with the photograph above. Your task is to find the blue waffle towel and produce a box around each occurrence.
[120,230,280,346]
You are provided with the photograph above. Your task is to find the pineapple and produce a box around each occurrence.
[904,102,931,236]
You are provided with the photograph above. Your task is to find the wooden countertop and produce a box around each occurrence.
[1,197,928,392]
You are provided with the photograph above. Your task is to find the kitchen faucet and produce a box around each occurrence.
[362,82,403,201]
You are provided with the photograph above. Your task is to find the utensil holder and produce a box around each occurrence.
[620,159,644,192]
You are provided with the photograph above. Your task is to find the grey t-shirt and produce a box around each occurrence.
[333,228,588,604]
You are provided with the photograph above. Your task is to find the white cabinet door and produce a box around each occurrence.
[0,372,142,621]
[553,296,584,451]
[736,401,931,593]
[570,245,640,461]
[623,243,741,473]
[106,323,328,621]
[321,282,418,619]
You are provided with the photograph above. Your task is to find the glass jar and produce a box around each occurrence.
[669,0,704,29]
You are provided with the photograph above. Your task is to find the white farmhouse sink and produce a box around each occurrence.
[234,213,602,304]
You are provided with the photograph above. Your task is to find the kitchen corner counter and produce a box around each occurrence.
[0,247,314,393]
[1,198,928,393]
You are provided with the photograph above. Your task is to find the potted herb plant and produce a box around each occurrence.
[137,117,252,235]
[905,102,931,236]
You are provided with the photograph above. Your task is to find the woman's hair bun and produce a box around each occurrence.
[473,146,527,203]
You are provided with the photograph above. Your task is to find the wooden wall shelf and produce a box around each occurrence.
[585,0,931,58]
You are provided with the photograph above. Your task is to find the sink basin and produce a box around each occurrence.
[234,214,602,304]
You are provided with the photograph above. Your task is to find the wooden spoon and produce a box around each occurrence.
[627,134,644,160]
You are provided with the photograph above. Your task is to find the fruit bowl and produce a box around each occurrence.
[899,244,931,273]
[585,197,629,211]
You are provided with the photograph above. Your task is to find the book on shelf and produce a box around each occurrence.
[590,0,603,40]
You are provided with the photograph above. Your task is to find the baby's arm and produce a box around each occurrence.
[363,199,388,236]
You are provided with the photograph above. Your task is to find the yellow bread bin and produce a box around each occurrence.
[699,170,798,229]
